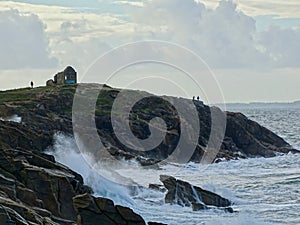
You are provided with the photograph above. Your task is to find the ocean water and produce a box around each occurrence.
[229,107,300,149]
[49,107,300,225]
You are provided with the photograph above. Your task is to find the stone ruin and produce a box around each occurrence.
[47,66,77,86]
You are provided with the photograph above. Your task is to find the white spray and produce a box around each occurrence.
[46,133,135,207]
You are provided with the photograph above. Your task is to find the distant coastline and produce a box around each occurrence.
[213,100,300,110]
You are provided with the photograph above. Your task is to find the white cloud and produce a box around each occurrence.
[114,1,144,7]
[52,37,111,76]
[196,0,300,18]
[0,0,299,103]
[258,26,300,67]
[0,9,57,69]
[0,1,134,42]
[0,1,135,73]
[128,0,300,69]
[2,0,299,70]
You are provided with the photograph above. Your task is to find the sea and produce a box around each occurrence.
[49,107,300,225]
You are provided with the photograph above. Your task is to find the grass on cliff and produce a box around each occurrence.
[0,85,78,104]
[0,86,53,104]
[0,84,169,117]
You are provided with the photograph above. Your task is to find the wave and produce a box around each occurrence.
[46,133,299,224]
[46,133,135,207]
[0,114,22,123]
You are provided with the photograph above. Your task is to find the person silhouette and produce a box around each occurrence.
[30,81,34,88]
[193,96,195,101]
[197,96,200,101]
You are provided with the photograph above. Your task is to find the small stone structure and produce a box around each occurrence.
[47,66,77,86]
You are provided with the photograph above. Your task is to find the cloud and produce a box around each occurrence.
[114,1,144,7]
[0,9,57,69]
[129,0,264,68]
[238,0,300,19]
[52,36,111,76]
[258,26,300,67]
[0,2,133,72]
[128,0,300,69]
[1,0,299,71]
[196,0,300,18]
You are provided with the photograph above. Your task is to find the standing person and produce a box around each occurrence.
[193,96,195,101]
[197,96,200,101]
[30,81,34,89]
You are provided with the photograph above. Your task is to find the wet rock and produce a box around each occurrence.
[0,147,91,224]
[0,146,147,225]
[191,202,207,211]
[0,85,298,164]
[160,175,232,212]
[224,112,291,157]
[148,184,166,193]
[0,120,53,151]
[148,222,168,225]
[73,193,146,225]
[16,186,43,208]
[0,84,297,224]
[0,86,150,225]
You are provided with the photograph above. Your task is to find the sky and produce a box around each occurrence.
[0,0,299,103]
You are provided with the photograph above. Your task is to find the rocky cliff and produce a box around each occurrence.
[0,84,297,162]
[0,84,298,224]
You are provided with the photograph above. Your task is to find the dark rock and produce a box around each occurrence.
[0,84,297,224]
[148,222,168,225]
[0,120,53,152]
[160,175,233,212]
[148,184,166,193]
[73,193,146,225]
[16,186,43,208]
[224,112,289,157]
[116,205,145,224]
[0,146,147,225]
[0,147,92,224]
[192,202,207,211]
[0,85,298,165]
[224,207,235,213]
[0,174,16,200]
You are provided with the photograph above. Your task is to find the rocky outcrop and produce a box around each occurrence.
[0,146,93,224]
[0,120,53,152]
[159,175,233,212]
[0,84,297,224]
[224,112,298,158]
[1,85,297,165]
[0,86,167,225]
[0,146,151,225]
[73,193,146,225]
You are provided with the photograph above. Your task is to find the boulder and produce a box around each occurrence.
[0,147,91,224]
[160,175,233,212]
[73,193,146,225]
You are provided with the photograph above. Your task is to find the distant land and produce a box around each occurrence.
[213,100,300,110]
